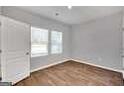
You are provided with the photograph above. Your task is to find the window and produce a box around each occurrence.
[31,27,48,57]
[51,31,63,54]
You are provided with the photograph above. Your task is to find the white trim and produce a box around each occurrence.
[30,58,124,79]
[71,59,124,78]
[30,59,69,73]
[122,71,124,78]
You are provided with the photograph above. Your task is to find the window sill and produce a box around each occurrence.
[31,54,48,58]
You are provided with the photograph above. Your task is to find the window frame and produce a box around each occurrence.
[50,30,63,54]
[31,26,49,57]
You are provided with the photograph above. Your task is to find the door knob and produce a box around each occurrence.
[26,52,29,55]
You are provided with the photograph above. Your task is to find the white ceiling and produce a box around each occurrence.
[18,6,123,25]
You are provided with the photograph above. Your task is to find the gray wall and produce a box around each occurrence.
[0,6,1,77]
[1,6,71,71]
[71,12,123,70]
[0,6,2,14]
[1,6,123,71]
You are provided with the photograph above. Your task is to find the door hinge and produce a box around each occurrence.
[0,50,2,53]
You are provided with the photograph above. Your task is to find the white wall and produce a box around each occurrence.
[71,12,123,70]
[1,6,71,71]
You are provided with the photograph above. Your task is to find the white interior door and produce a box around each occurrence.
[0,16,30,84]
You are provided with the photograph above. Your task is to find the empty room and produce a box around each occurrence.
[0,6,124,86]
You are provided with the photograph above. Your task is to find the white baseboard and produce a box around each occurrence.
[30,58,124,79]
[71,59,124,78]
[30,59,69,73]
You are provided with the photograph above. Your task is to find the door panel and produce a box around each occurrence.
[1,16,30,84]
[5,51,29,77]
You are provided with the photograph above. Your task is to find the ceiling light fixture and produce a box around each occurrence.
[55,13,59,16]
[68,6,72,10]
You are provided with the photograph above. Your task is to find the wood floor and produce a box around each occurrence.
[15,61,124,86]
